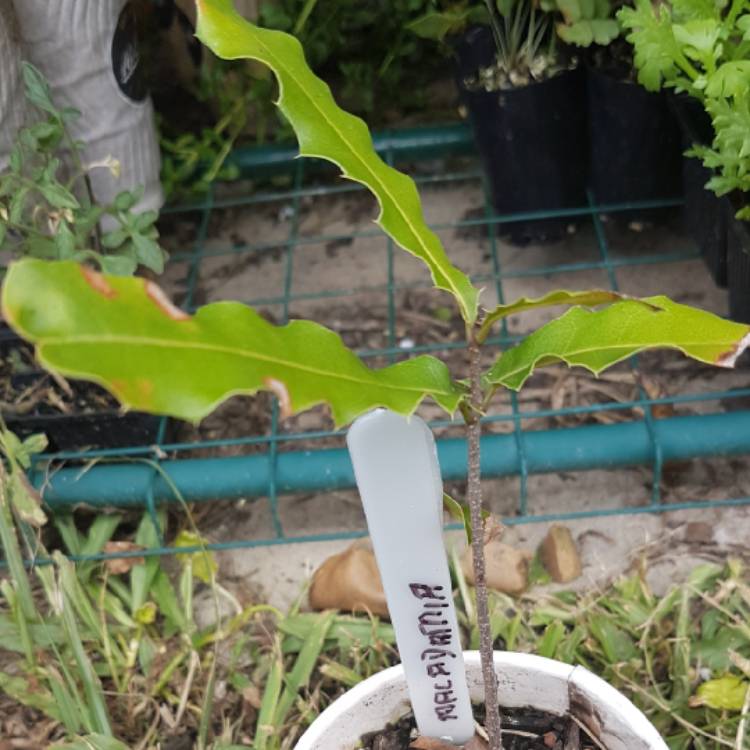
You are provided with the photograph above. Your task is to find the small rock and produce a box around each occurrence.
[684,521,713,544]
[540,525,582,583]
[462,541,529,595]
[309,540,388,617]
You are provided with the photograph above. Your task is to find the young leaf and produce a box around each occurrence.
[194,0,478,323]
[131,233,165,274]
[21,62,59,116]
[2,259,463,426]
[618,0,682,92]
[478,289,653,342]
[485,295,750,390]
[37,183,80,210]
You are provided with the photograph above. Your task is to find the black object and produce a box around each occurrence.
[726,200,750,323]
[5,409,163,454]
[587,68,682,208]
[1,336,164,452]
[453,26,587,244]
[451,24,497,82]
[670,94,728,287]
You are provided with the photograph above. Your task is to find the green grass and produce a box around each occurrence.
[1,430,749,748]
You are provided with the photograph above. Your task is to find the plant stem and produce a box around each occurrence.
[466,335,502,749]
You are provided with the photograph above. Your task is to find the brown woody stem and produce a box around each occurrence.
[466,335,502,749]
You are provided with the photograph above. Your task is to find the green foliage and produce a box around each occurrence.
[619,0,750,216]
[4,1,750,443]
[2,259,464,425]
[0,428,112,736]
[617,0,740,96]
[158,57,279,199]
[485,295,750,391]
[0,64,167,275]
[541,0,620,47]
[407,4,489,41]
[6,257,750,435]
[0,423,400,747]
[477,0,557,85]
[49,737,130,750]
[195,0,478,322]
[478,559,750,745]
[477,289,642,342]
[689,96,750,217]
[259,0,449,114]
[159,0,460,196]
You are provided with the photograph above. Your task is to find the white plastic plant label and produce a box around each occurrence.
[347,409,474,745]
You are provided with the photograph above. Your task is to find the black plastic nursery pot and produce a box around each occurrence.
[0,331,163,452]
[454,28,588,244]
[670,95,728,287]
[587,68,682,209]
[726,200,750,324]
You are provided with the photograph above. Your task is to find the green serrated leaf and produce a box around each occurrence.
[706,60,750,98]
[485,296,750,391]
[618,0,680,92]
[195,0,478,323]
[479,289,642,340]
[673,19,721,59]
[2,259,464,425]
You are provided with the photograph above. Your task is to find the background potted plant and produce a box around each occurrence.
[619,0,750,311]
[0,64,169,451]
[543,0,683,212]
[3,1,750,747]
[411,0,587,244]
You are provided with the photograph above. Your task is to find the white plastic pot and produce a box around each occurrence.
[11,0,163,226]
[0,0,30,171]
[295,651,667,750]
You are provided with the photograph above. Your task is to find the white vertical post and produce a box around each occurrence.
[347,409,474,744]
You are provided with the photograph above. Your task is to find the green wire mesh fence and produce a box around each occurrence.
[13,123,750,563]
